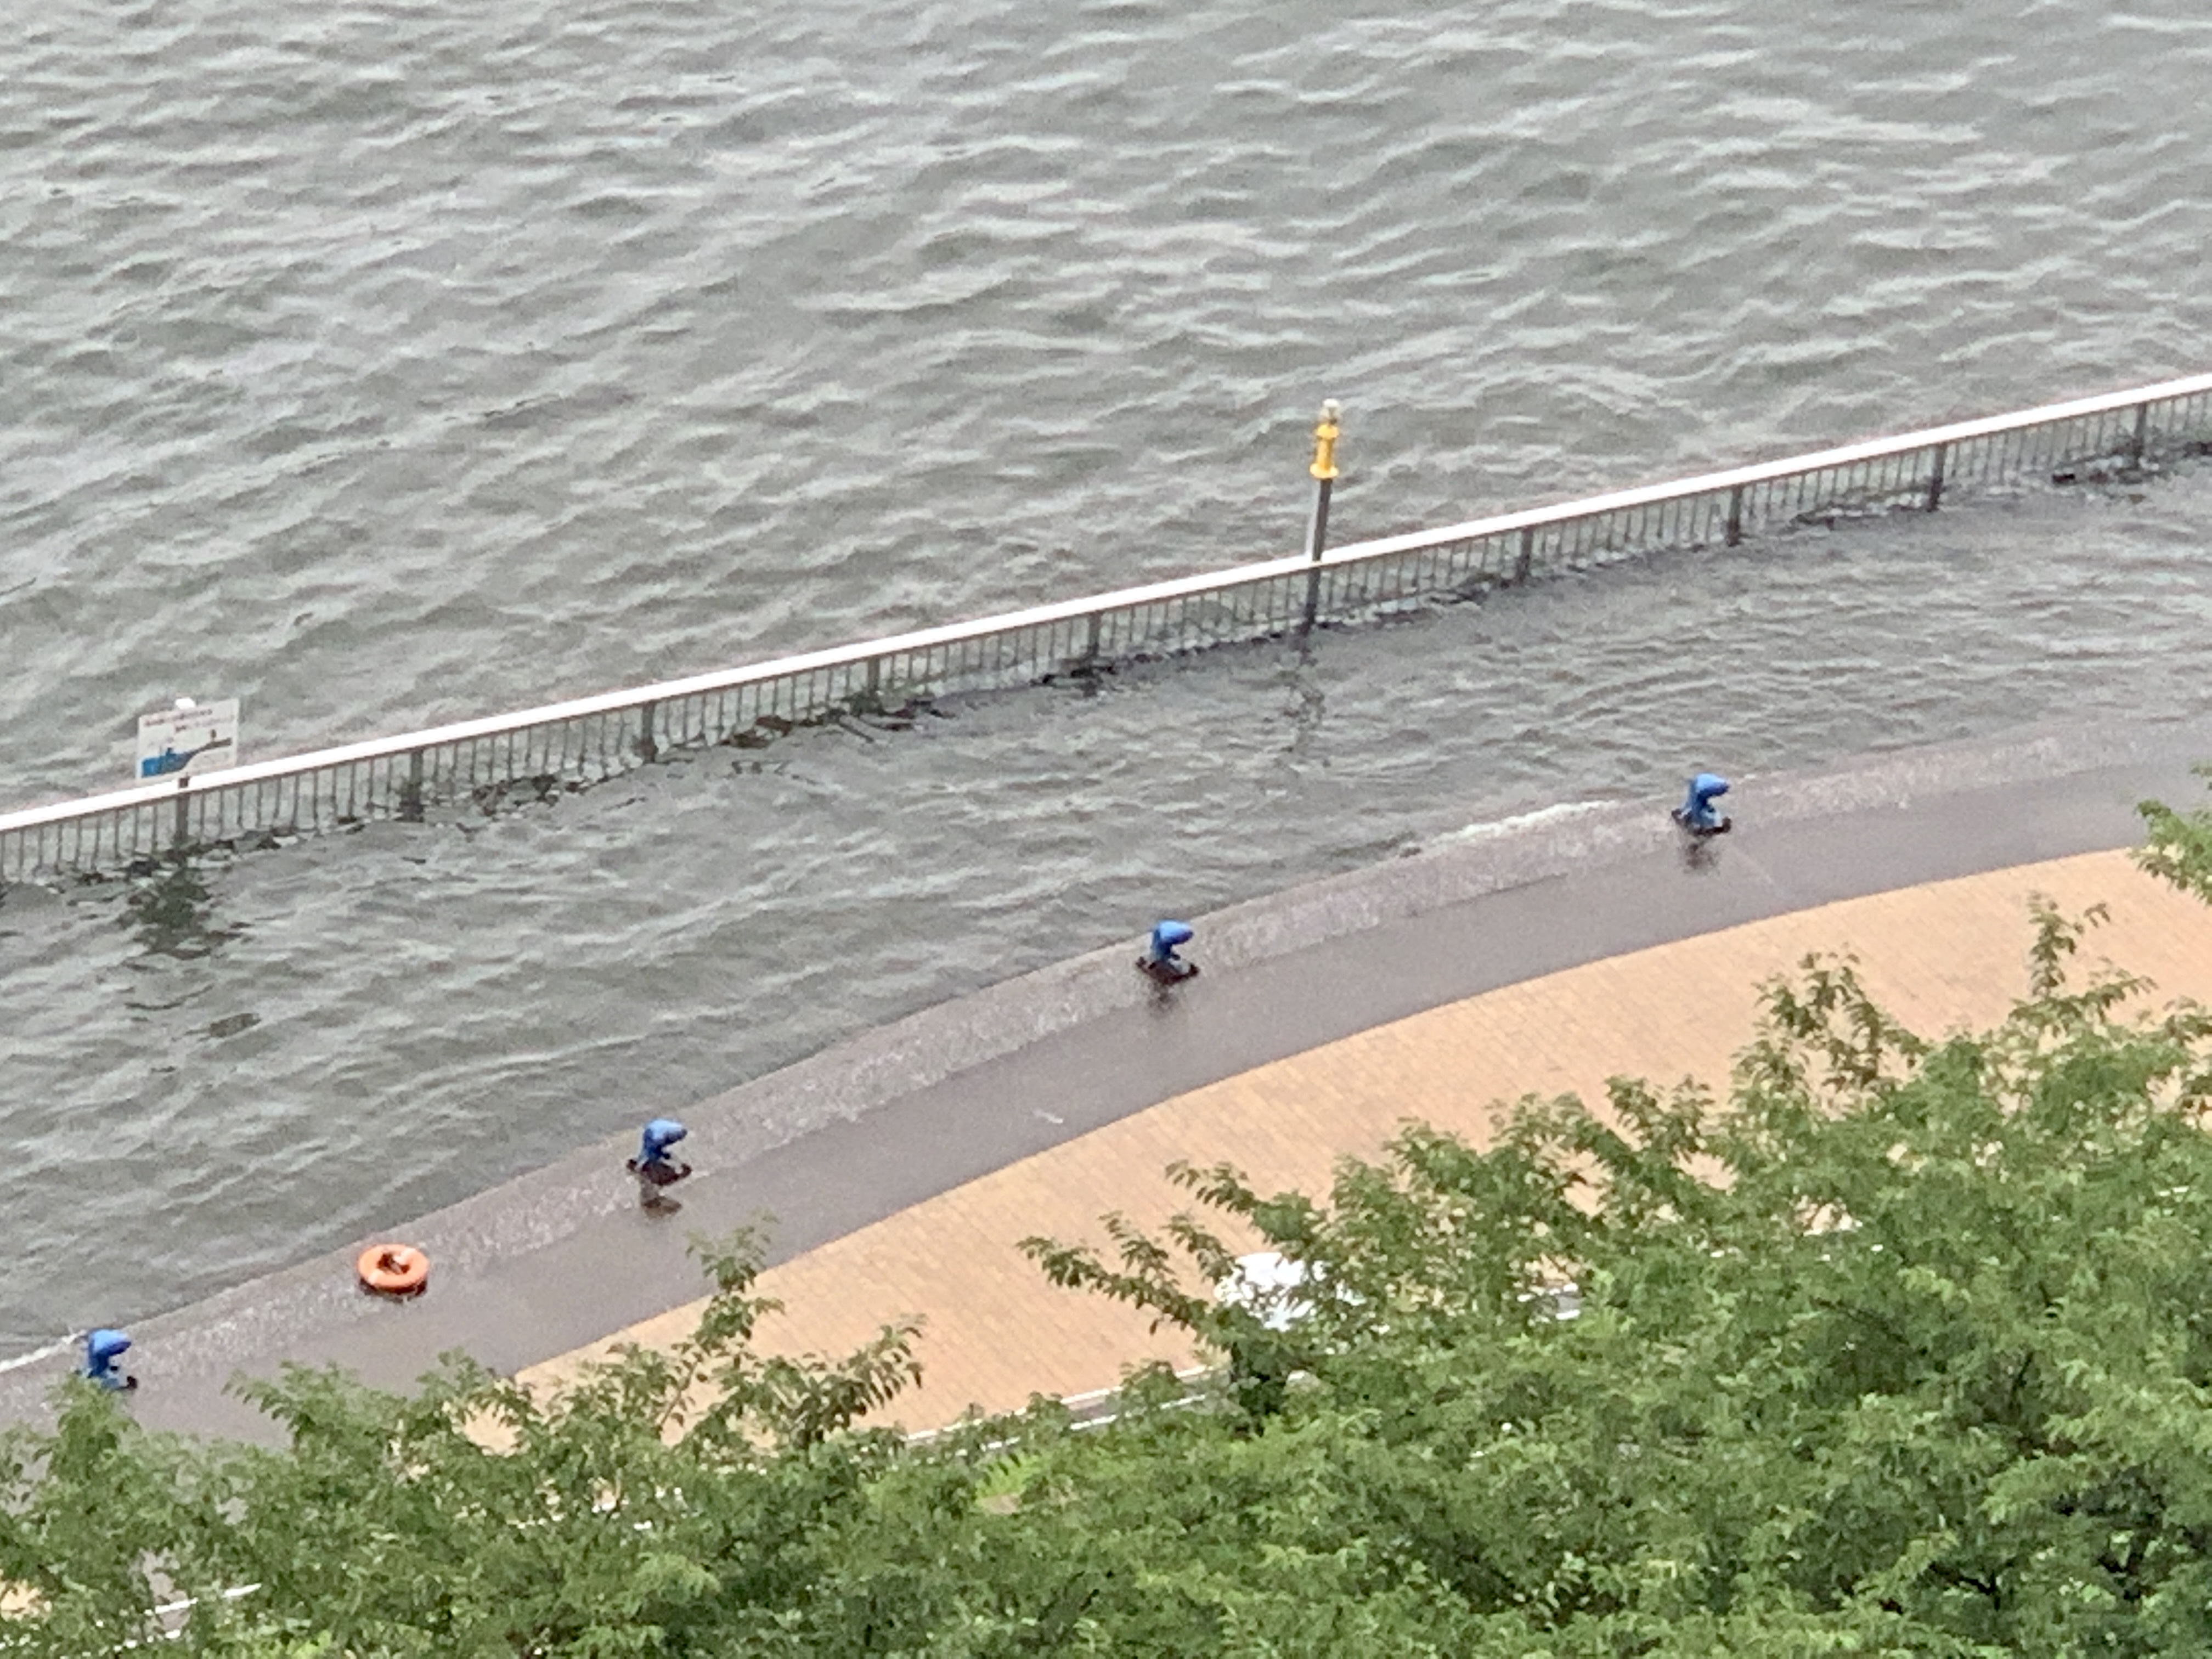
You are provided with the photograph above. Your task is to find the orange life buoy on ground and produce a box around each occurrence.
[357,1243,430,1297]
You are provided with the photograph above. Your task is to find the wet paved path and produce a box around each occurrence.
[11,719,2212,1441]
[523,845,2212,1429]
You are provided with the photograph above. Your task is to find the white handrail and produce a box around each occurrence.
[4,371,2207,843]
[1339,369,2212,560]
[0,548,1317,833]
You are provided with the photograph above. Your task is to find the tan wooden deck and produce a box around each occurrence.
[520,849,2212,1431]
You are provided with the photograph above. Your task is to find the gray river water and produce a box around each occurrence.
[4,0,2212,1359]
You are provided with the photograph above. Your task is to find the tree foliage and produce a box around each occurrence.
[11,884,2212,1652]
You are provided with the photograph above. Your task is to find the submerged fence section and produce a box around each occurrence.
[6,372,2211,883]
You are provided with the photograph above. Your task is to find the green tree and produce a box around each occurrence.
[2138,768,2212,909]
[1001,899,2212,1654]
[13,869,2212,1653]
[1,1228,926,1656]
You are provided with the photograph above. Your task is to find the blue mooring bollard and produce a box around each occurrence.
[83,1329,136,1392]
[1138,919,1199,984]
[1672,772,1733,836]
[639,1118,687,1169]
[628,1118,692,1210]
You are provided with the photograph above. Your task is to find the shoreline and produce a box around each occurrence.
[8,714,2209,1438]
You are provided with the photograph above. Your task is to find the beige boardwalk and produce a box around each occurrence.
[522,850,2212,1432]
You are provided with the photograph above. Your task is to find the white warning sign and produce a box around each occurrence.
[136,697,240,781]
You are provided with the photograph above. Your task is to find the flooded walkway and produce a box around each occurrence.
[523,844,2212,1429]
[12,721,2212,1441]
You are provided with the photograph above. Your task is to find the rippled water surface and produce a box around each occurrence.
[4,0,2212,1355]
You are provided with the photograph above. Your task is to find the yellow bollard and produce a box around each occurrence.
[1302,399,1342,629]
[1309,399,1341,482]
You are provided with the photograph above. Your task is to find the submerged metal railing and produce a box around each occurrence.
[5,372,2210,883]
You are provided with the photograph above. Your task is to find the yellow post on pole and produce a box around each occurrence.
[1308,400,1341,484]
[1302,399,1341,630]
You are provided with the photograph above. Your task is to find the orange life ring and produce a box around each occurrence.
[356,1243,430,1297]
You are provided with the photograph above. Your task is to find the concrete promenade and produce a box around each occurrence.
[9,717,2212,1441]
[523,846,2212,1429]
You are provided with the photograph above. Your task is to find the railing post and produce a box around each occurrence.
[636,699,657,764]
[172,775,191,849]
[1084,610,1103,670]
[1514,525,1535,583]
[400,748,426,822]
[1725,485,1744,546]
[1301,399,1341,632]
[1924,443,1947,511]
[2130,402,2150,466]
